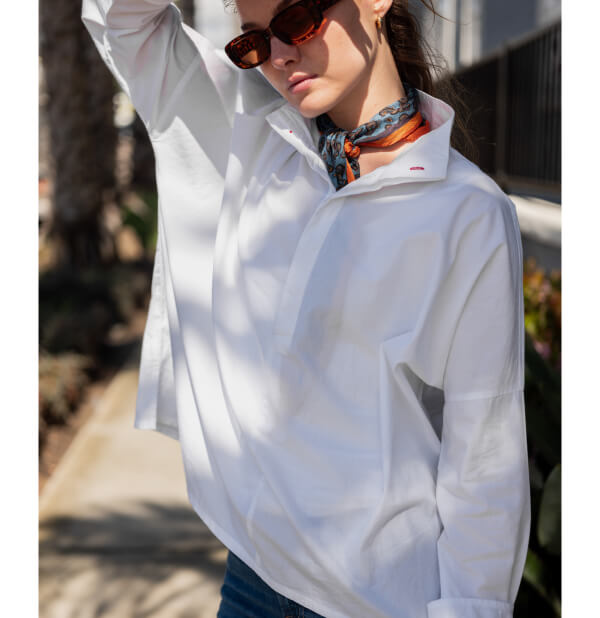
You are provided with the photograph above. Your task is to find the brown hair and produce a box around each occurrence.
[384,0,474,158]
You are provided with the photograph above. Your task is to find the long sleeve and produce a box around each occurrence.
[81,1,282,442]
[81,0,239,138]
[80,0,240,439]
[427,196,531,618]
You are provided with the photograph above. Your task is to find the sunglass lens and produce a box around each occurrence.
[226,32,269,69]
[272,4,320,44]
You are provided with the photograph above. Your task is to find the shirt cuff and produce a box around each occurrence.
[427,598,513,618]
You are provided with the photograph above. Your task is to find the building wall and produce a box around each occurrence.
[194,0,237,48]
[479,0,537,57]
[417,0,561,70]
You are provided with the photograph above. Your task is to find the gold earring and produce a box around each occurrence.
[376,16,383,31]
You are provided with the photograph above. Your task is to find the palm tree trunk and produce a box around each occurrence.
[40,0,118,268]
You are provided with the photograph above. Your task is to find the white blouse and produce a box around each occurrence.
[82,2,531,617]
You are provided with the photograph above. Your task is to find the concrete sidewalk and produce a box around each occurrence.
[39,348,227,618]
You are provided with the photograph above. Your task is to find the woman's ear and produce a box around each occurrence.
[371,0,394,19]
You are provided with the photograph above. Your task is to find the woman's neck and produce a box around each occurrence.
[326,39,405,131]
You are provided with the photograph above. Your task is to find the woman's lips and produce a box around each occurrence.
[288,75,317,94]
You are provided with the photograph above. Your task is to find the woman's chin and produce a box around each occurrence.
[288,92,335,119]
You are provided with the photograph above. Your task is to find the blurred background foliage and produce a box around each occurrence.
[38,0,165,451]
[517,258,561,616]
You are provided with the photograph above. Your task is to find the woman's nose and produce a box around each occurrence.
[269,36,300,69]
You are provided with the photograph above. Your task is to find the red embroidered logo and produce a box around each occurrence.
[410,166,425,170]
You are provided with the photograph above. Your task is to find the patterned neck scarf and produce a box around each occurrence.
[316,83,430,191]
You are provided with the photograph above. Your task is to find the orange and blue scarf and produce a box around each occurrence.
[316,83,430,191]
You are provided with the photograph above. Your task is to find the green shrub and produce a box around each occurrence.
[39,260,152,449]
[39,352,93,447]
[39,263,152,356]
[121,190,158,255]
[523,257,561,372]
[516,257,561,617]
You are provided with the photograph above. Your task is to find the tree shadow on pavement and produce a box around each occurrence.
[39,501,228,618]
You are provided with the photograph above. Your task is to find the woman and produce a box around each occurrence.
[82,1,530,617]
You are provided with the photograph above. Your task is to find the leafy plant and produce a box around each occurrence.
[39,352,93,447]
[39,263,152,356]
[120,190,158,255]
[523,256,561,372]
[515,258,561,617]
[39,259,152,450]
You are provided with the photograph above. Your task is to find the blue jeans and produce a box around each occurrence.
[217,550,327,618]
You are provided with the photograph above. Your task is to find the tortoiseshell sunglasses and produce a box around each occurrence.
[224,0,342,69]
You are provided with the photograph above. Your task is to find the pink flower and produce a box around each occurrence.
[533,339,551,360]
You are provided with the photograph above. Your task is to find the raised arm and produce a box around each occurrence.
[427,196,531,618]
[81,0,239,140]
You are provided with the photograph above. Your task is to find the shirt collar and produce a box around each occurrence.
[264,89,455,196]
